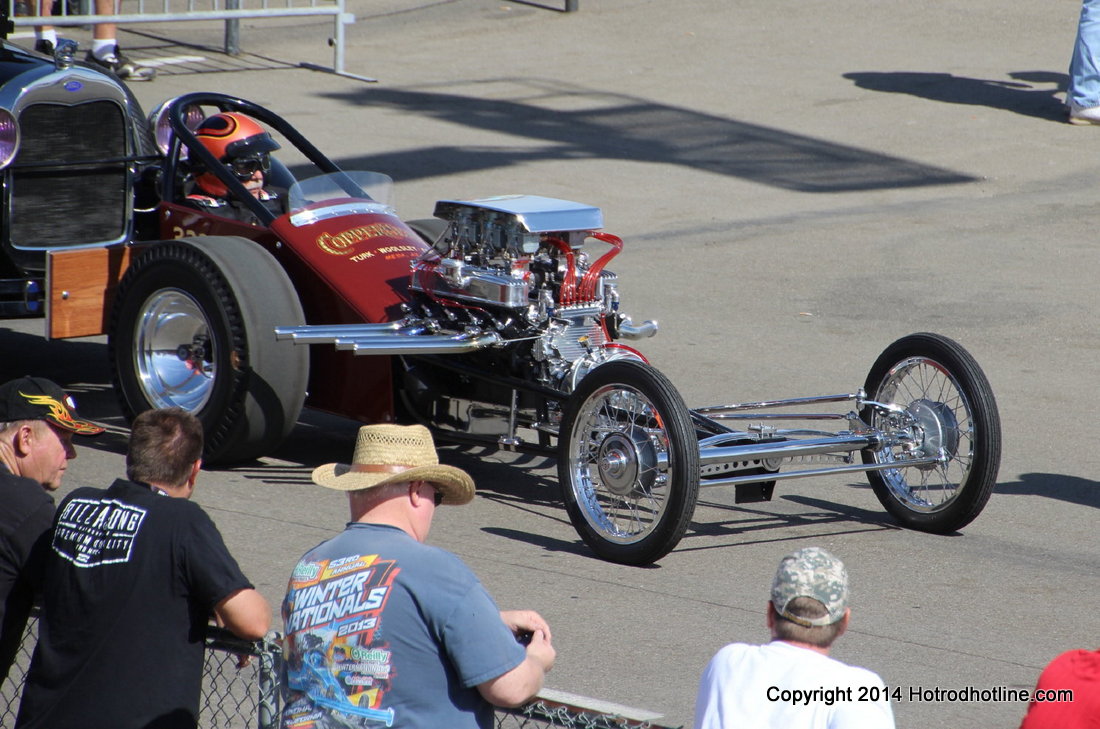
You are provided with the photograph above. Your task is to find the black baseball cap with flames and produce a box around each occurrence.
[0,377,104,435]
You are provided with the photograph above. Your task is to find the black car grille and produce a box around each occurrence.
[10,100,130,249]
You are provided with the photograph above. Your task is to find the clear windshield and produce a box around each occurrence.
[286,171,396,227]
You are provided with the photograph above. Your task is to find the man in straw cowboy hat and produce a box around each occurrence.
[694,546,894,729]
[281,424,555,729]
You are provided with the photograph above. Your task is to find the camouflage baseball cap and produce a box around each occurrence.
[770,546,848,627]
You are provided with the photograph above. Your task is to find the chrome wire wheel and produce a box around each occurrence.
[862,333,1000,533]
[134,289,216,412]
[868,357,973,512]
[559,360,698,565]
[568,388,670,542]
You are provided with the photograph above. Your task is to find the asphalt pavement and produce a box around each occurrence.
[4,1,1100,727]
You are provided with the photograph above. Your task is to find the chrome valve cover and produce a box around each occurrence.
[409,258,530,308]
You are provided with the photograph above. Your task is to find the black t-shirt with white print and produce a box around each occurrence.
[0,463,53,682]
[15,478,253,729]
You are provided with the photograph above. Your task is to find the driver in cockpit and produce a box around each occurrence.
[185,111,284,223]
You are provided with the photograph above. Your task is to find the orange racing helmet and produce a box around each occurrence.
[192,112,281,197]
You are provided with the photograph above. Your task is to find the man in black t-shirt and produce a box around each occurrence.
[15,407,270,729]
[0,376,103,684]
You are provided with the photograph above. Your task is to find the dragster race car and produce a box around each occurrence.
[0,40,1001,565]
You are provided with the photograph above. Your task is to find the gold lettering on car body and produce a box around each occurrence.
[316,223,409,256]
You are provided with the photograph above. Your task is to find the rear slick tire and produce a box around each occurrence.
[108,236,308,464]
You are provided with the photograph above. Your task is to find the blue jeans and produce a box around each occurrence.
[1069,0,1100,107]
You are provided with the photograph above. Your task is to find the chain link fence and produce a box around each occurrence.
[0,615,33,728]
[1,614,676,729]
[498,690,677,729]
[0,615,281,729]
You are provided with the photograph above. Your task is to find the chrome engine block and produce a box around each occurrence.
[409,195,653,391]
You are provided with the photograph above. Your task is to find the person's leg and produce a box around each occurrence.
[1068,0,1100,119]
[33,0,56,54]
[84,0,155,80]
[89,0,118,59]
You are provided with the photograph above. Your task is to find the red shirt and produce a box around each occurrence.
[1019,649,1100,729]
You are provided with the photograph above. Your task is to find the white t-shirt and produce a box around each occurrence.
[694,641,895,729]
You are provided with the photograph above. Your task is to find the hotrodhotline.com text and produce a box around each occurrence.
[766,686,1074,706]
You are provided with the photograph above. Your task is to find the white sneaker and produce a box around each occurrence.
[1067,100,1100,125]
[84,45,156,81]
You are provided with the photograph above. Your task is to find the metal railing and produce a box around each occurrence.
[5,0,577,78]
[2,614,677,729]
[7,0,356,75]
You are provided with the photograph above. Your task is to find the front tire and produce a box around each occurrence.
[558,361,699,565]
[109,236,308,464]
[860,333,1000,533]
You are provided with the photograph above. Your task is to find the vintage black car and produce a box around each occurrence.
[0,38,155,308]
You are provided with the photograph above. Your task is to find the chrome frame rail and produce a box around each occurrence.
[699,457,940,488]
[698,434,883,466]
[690,388,935,486]
[695,391,864,415]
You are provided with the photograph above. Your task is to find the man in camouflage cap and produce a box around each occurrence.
[694,546,895,728]
[771,546,849,628]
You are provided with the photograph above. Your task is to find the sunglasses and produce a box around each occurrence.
[419,483,444,507]
[227,153,270,179]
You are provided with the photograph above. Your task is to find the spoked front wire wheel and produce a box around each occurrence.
[558,360,699,565]
[860,333,1001,533]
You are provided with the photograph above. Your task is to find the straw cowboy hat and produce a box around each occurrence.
[312,424,475,505]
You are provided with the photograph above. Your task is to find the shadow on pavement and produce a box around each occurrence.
[844,70,1067,122]
[115,28,301,75]
[677,491,899,555]
[481,527,598,560]
[447,448,562,511]
[997,472,1100,509]
[324,83,976,192]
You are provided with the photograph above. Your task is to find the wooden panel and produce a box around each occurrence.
[47,246,134,339]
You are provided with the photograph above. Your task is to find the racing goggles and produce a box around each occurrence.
[226,153,270,179]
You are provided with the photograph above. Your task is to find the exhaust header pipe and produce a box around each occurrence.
[274,323,503,356]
